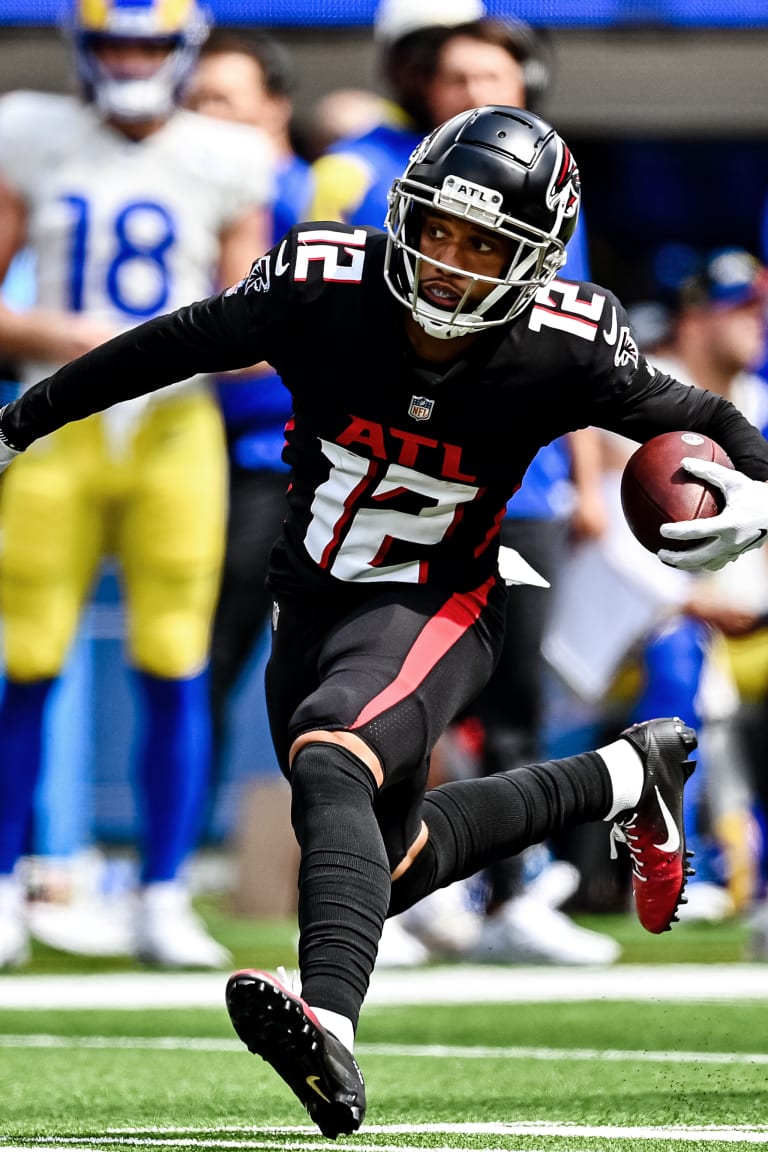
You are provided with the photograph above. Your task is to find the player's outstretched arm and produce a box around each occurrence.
[0,292,259,455]
[659,457,768,571]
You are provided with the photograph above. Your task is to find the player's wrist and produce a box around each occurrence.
[0,405,23,462]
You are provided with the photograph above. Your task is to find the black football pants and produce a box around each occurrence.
[266,575,505,865]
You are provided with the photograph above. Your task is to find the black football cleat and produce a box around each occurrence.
[610,717,697,934]
[225,968,366,1138]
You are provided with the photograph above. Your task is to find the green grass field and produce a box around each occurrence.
[2,904,768,1152]
[2,998,768,1152]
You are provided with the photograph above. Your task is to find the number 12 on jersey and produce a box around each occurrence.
[304,439,478,583]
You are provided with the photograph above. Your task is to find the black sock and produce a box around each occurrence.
[290,743,391,1028]
[390,751,610,916]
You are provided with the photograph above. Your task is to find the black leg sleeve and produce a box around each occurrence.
[389,751,611,916]
[290,743,391,1029]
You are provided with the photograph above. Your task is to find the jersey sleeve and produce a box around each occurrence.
[0,92,76,197]
[580,290,768,480]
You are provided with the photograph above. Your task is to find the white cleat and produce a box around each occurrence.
[397,880,481,958]
[29,896,134,956]
[376,915,431,968]
[0,875,30,969]
[525,859,581,910]
[674,881,734,925]
[467,893,621,966]
[134,881,232,969]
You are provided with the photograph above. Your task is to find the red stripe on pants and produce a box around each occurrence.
[351,575,495,729]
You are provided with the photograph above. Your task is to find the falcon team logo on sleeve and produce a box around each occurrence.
[225,253,272,297]
[408,395,435,421]
[615,326,639,369]
[243,255,271,294]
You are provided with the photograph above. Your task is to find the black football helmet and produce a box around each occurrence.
[384,105,581,339]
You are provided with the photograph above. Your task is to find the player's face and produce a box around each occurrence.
[417,209,515,313]
[708,298,767,374]
[90,36,174,80]
[186,52,274,128]
[424,37,527,127]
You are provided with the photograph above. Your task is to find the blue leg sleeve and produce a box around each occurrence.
[132,669,212,884]
[0,678,55,873]
[632,618,712,874]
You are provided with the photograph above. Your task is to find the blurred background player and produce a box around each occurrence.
[0,0,274,969]
[309,0,616,966]
[184,30,313,814]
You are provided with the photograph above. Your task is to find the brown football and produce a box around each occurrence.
[620,431,733,554]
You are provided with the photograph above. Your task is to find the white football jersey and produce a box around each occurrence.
[0,91,274,417]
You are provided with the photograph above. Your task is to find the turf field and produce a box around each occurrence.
[2,910,768,1152]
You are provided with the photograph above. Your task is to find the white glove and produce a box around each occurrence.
[0,405,21,474]
[0,437,20,475]
[658,457,768,571]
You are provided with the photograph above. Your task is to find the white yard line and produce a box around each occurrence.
[0,964,767,1010]
[5,1122,768,1146]
[1,1033,767,1067]
[2,1145,568,1152]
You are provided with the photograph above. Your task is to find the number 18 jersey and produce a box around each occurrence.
[0,90,274,390]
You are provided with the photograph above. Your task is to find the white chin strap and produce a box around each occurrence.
[411,303,482,340]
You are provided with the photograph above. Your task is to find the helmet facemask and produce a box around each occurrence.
[385,173,567,339]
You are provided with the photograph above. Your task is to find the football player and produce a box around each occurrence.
[0,0,274,968]
[2,106,768,1132]
[311,0,612,966]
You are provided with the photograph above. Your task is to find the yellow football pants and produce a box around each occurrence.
[0,390,227,681]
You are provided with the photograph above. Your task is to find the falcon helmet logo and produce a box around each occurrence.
[545,138,580,222]
[408,395,434,421]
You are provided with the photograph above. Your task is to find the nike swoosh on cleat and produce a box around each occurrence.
[652,785,680,852]
[306,1075,330,1102]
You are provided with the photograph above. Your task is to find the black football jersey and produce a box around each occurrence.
[5,222,768,594]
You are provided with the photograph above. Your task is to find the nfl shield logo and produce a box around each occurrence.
[408,395,434,421]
